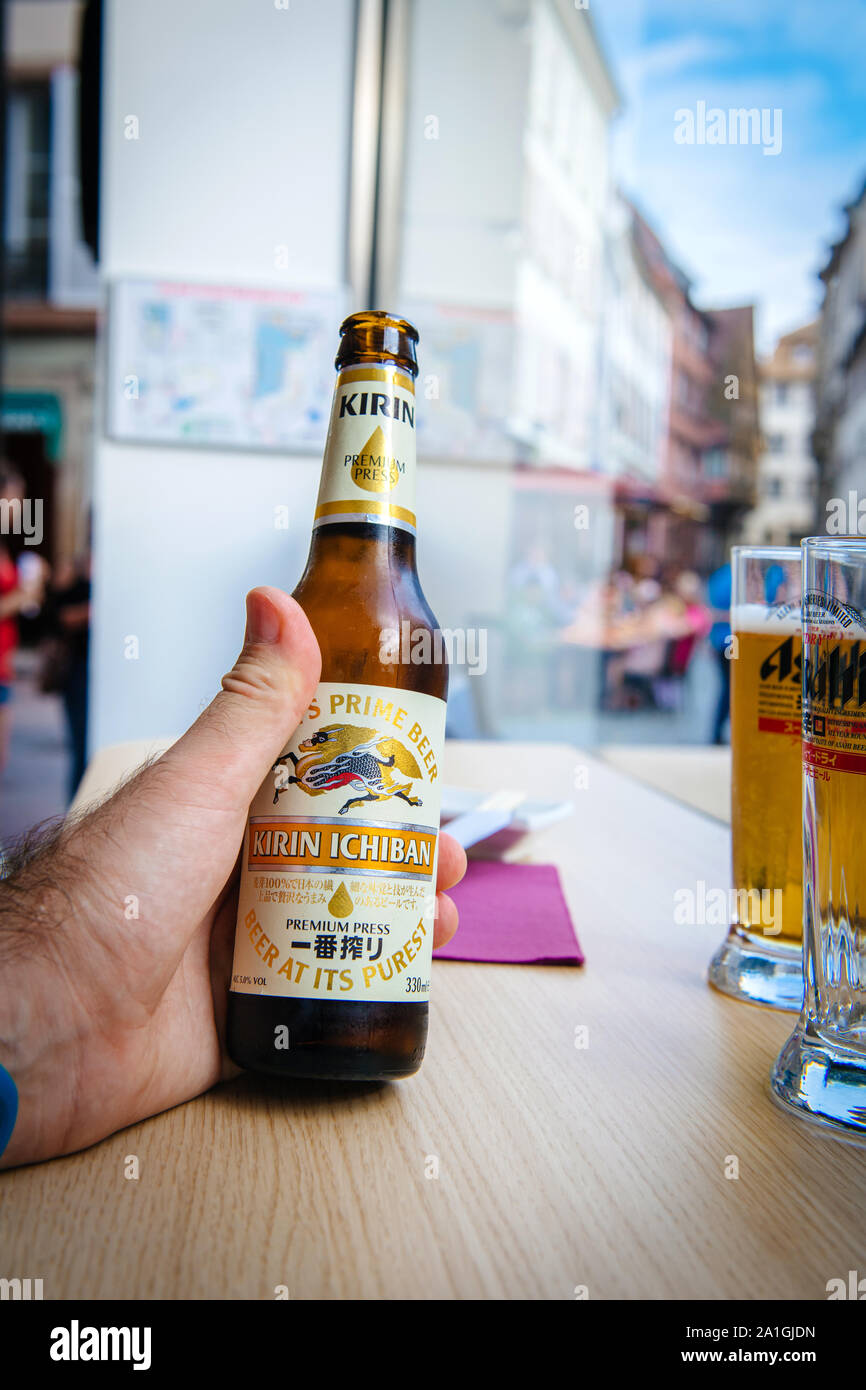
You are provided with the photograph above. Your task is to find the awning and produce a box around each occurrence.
[1,391,63,461]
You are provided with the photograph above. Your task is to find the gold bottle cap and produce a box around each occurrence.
[336,310,419,378]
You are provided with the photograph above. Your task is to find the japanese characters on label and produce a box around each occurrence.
[803,623,866,780]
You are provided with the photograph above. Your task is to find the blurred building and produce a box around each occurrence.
[395,1,619,494]
[627,212,759,575]
[743,322,818,545]
[597,194,673,567]
[392,0,621,729]
[599,195,673,484]
[397,0,618,469]
[704,304,760,550]
[3,0,99,565]
[814,180,866,511]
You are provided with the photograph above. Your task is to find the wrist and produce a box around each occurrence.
[0,953,84,1169]
[0,866,86,1168]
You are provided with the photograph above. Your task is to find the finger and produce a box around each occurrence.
[435,831,467,894]
[432,890,459,950]
[155,587,321,815]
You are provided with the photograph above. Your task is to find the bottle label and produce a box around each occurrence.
[314,365,417,534]
[803,612,866,780]
[231,680,446,1005]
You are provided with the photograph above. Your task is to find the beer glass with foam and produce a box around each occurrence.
[708,546,804,1009]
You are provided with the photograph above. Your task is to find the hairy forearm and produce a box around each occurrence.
[0,764,194,1169]
[0,821,100,1168]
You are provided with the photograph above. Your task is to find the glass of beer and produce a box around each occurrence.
[771,537,866,1137]
[708,546,804,1009]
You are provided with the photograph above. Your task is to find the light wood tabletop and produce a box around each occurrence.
[2,739,864,1300]
[599,744,732,824]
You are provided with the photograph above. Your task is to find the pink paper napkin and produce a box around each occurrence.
[433,861,584,965]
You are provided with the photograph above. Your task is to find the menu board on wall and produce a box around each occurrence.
[107,279,347,452]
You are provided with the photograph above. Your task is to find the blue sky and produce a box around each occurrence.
[592,0,866,352]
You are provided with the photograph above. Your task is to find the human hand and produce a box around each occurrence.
[0,588,466,1169]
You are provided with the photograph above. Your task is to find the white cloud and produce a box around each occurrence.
[620,35,739,85]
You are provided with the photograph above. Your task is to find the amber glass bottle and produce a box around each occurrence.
[227,312,448,1079]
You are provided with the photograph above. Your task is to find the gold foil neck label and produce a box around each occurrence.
[314,365,416,531]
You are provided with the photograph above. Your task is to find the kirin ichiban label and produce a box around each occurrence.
[313,363,417,535]
[232,681,446,1005]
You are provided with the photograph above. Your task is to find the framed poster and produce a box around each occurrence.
[107,279,348,452]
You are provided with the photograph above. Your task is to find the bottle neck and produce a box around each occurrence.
[302,518,418,579]
[312,359,418,542]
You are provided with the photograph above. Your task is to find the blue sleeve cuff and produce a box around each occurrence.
[0,1062,18,1160]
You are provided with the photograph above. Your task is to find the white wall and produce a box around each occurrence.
[92,0,356,748]
[93,443,321,739]
[399,0,529,308]
[101,0,353,288]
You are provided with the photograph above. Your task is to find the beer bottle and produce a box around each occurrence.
[227,312,448,1080]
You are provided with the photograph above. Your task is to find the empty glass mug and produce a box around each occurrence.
[772,537,866,1137]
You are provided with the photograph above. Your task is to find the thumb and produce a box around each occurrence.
[157,587,321,814]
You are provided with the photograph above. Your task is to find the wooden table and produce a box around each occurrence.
[3,740,864,1299]
[600,744,732,824]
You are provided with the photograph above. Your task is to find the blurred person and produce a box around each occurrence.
[510,542,559,601]
[621,578,666,698]
[632,554,661,583]
[509,543,573,624]
[612,569,637,615]
[0,587,467,1168]
[607,578,666,708]
[668,571,711,674]
[16,551,50,623]
[506,544,573,710]
[707,560,732,744]
[505,574,561,709]
[557,576,581,620]
[0,466,44,773]
[577,571,633,632]
[650,571,712,711]
[47,550,92,800]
